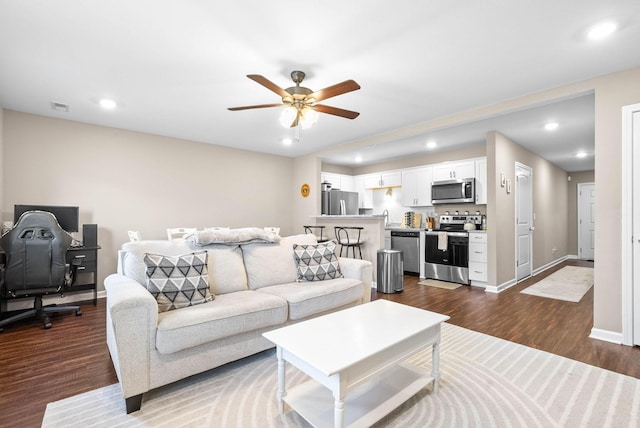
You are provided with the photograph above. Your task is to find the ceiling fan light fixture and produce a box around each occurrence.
[300,108,319,129]
[279,106,298,128]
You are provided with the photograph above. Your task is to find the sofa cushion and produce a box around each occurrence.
[242,234,317,290]
[293,240,343,282]
[256,278,363,320]
[120,240,248,295]
[155,290,287,354]
[205,245,248,294]
[144,251,213,312]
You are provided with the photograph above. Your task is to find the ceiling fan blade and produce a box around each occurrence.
[247,74,290,99]
[227,103,282,111]
[307,80,360,103]
[312,104,360,119]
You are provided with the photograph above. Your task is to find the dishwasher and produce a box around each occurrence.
[390,230,420,275]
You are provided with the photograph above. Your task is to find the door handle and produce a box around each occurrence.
[529,227,535,231]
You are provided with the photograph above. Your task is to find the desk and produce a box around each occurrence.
[67,245,101,305]
[0,245,101,314]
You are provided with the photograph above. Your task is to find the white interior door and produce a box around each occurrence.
[516,163,533,281]
[578,183,596,260]
[633,110,640,345]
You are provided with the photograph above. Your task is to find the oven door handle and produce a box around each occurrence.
[425,231,469,238]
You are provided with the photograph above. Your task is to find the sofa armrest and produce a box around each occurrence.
[104,273,158,399]
[338,257,373,303]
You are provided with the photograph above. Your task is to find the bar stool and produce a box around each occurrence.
[334,226,364,259]
[303,225,329,243]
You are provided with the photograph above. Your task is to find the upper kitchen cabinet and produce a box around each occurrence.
[364,170,402,189]
[475,158,487,204]
[354,175,373,208]
[321,172,355,191]
[432,159,476,182]
[401,166,433,206]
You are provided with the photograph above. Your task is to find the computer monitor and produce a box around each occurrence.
[14,204,80,233]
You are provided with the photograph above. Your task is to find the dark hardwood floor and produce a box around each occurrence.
[1,259,639,427]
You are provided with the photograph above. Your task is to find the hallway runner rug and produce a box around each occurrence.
[42,322,639,427]
[520,266,593,302]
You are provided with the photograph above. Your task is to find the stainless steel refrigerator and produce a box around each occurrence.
[321,190,359,215]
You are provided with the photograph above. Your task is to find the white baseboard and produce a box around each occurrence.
[484,255,571,294]
[589,328,623,345]
[567,254,578,260]
[485,278,517,293]
[532,255,568,276]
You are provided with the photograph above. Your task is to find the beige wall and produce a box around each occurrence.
[567,170,595,256]
[2,111,294,291]
[486,131,568,286]
[292,154,321,233]
[591,68,640,333]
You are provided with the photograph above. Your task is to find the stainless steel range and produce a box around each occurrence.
[424,215,482,285]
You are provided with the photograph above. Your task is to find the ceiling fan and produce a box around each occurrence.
[228,71,360,128]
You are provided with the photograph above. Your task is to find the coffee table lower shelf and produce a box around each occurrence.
[284,362,433,428]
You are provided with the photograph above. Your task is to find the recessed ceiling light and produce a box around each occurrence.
[544,122,559,131]
[99,98,117,109]
[587,21,618,40]
[576,151,588,158]
[282,138,293,146]
[426,141,437,149]
[355,155,363,163]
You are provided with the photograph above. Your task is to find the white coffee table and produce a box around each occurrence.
[262,300,450,428]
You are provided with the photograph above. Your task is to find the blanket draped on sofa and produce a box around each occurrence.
[186,227,280,245]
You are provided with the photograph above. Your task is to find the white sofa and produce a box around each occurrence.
[104,234,373,413]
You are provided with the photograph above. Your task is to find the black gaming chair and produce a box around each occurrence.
[0,211,82,332]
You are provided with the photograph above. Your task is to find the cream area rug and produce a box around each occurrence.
[521,266,594,303]
[42,323,639,428]
[418,279,463,290]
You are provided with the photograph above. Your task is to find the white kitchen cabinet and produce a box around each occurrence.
[475,158,487,204]
[340,175,355,191]
[364,170,402,189]
[321,172,355,191]
[321,172,338,186]
[401,166,433,206]
[432,160,476,182]
[468,232,487,285]
[354,175,373,208]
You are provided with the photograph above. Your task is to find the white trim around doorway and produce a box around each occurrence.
[621,102,640,346]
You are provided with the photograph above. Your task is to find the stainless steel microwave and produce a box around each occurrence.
[431,178,475,204]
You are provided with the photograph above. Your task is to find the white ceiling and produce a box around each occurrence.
[1,1,639,172]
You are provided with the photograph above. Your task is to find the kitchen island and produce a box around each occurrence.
[311,215,386,284]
